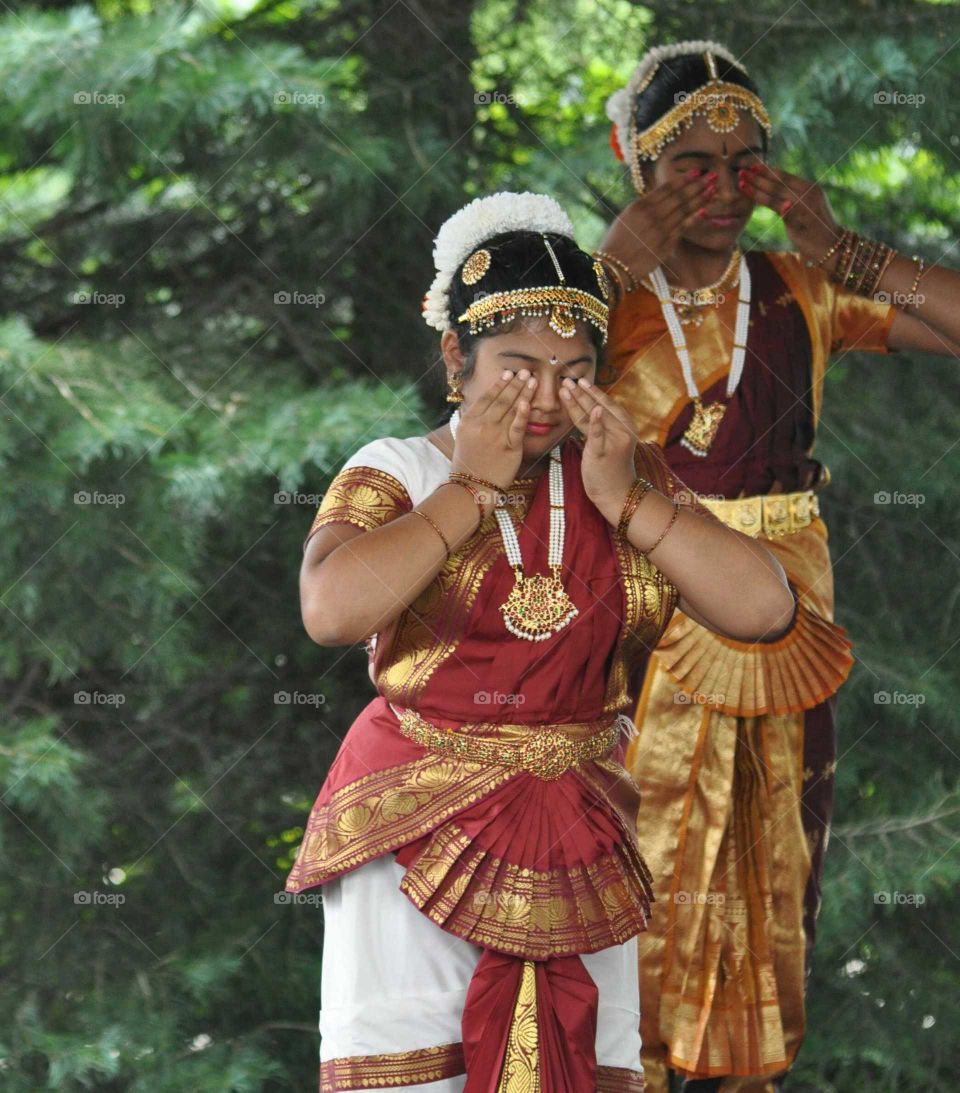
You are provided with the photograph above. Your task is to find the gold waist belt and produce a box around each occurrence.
[700,488,821,538]
[392,704,623,781]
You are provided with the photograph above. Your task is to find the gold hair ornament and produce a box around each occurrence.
[627,50,772,194]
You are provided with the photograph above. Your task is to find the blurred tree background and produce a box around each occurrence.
[0,0,957,1089]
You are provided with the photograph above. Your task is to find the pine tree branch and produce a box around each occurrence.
[834,799,960,838]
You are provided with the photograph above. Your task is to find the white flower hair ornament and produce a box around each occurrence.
[421,191,576,333]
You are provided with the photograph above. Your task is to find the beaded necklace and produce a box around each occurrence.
[648,254,751,457]
[449,409,578,641]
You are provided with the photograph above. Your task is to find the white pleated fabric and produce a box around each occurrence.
[318,852,644,1091]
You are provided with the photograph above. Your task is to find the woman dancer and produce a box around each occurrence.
[594,40,960,1092]
[284,191,795,1091]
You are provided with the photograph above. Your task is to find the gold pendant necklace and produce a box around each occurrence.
[499,565,579,641]
[449,411,578,642]
[683,397,729,457]
[649,257,752,458]
[644,249,742,327]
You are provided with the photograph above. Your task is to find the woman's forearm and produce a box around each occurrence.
[854,254,960,348]
[301,483,485,645]
[621,490,795,641]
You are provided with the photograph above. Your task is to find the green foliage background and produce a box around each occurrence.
[0,1,957,1089]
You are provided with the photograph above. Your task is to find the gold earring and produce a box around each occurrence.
[446,371,464,403]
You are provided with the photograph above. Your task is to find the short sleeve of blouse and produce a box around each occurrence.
[781,251,896,355]
[827,278,896,355]
[303,437,415,551]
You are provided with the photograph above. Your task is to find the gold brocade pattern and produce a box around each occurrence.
[375,477,541,705]
[628,669,811,1082]
[320,1042,464,1090]
[497,960,540,1092]
[305,466,411,544]
[283,756,517,892]
[318,1042,645,1091]
[398,817,654,958]
[626,518,844,1083]
[597,1067,647,1091]
[606,251,894,445]
[601,443,681,714]
[285,742,656,958]
[604,254,891,1088]
[397,706,622,780]
[656,518,853,717]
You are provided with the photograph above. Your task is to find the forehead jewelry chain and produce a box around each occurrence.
[449,409,578,640]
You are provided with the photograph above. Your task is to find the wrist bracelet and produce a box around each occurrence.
[616,476,653,538]
[593,250,638,293]
[448,471,504,505]
[813,228,849,269]
[410,508,451,556]
[642,501,681,558]
[823,229,899,299]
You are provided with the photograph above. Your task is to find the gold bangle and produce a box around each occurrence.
[409,508,451,556]
[862,242,897,299]
[832,230,859,287]
[441,479,486,531]
[616,477,653,538]
[448,471,504,505]
[642,501,681,558]
[593,250,638,292]
[849,236,879,295]
[813,228,848,269]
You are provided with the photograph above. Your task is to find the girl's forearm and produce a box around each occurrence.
[301,483,484,645]
[621,490,795,641]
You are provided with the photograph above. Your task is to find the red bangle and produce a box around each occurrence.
[642,501,681,558]
[616,477,653,538]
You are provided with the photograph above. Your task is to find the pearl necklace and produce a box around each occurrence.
[649,254,751,458]
[449,409,577,641]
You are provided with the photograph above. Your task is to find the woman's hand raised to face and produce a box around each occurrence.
[451,369,537,494]
[560,377,639,523]
[737,163,840,264]
[598,171,716,287]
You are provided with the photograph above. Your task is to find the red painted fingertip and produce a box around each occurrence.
[686,168,702,179]
[697,208,708,219]
[780,199,793,215]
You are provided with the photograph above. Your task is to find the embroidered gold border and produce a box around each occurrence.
[376,477,541,705]
[597,1064,647,1090]
[397,816,654,958]
[305,466,412,547]
[284,755,517,892]
[319,1041,464,1091]
[602,442,680,714]
[317,1042,644,1091]
[497,959,540,1091]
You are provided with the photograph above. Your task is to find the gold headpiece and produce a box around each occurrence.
[626,49,772,194]
[456,234,608,343]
